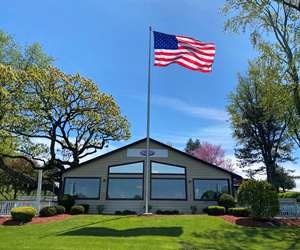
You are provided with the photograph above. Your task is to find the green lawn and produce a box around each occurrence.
[0,215,299,250]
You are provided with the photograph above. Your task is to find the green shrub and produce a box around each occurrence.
[156,210,179,215]
[228,207,250,217]
[78,204,90,213]
[238,180,279,220]
[190,205,197,214]
[278,192,300,202]
[11,206,37,222]
[218,193,235,210]
[39,206,57,217]
[55,205,66,215]
[97,205,104,214]
[70,205,85,215]
[58,195,75,212]
[205,206,225,215]
[114,210,137,215]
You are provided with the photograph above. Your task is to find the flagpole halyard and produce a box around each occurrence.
[144,26,152,214]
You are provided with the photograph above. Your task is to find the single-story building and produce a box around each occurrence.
[62,138,242,214]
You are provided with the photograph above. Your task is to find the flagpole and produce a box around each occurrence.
[145,26,152,214]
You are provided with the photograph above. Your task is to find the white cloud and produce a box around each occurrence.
[153,95,228,121]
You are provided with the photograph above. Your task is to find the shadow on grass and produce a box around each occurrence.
[186,225,300,250]
[59,226,183,237]
[40,216,127,238]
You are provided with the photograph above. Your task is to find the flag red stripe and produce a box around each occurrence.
[176,35,215,46]
[155,61,211,72]
[154,51,215,63]
[155,56,213,68]
[178,45,216,56]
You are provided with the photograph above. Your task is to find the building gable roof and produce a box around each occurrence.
[64,137,243,179]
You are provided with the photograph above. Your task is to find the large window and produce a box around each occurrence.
[64,178,101,199]
[107,162,144,200]
[109,162,143,174]
[150,161,187,200]
[151,162,185,174]
[193,179,229,201]
[151,179,186,200]
[107,178,143,200]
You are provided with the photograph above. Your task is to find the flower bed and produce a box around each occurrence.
[222,215,300,227]
[0,214,71,226]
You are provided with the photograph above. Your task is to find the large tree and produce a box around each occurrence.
[227,59,293,184]
[223,0,300,115]
[1,65,130,189]
[0,30,130,194]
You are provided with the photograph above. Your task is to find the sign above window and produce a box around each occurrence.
[127,149,168,158]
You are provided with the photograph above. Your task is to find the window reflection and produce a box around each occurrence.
[151,162,185,174]
[194,179,229,200]
[107,178,143,199]
[64,178,100,199]
[109,162,143,174]
[151,179,186,200]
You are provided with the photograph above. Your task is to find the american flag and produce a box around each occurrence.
[153,31,216,73]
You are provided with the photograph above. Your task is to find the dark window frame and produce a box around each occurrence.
[150,160,186,175]
[106,177,144,200]
[106,161,145,200]
[150,177,187,201]
[150,161,187,200]
[193,178,231,201]
[63,177,101,200]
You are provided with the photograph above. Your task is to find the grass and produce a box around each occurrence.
[0,215,299,250]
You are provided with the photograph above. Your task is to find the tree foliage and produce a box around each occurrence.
[273,165,296,191]
[227,59,293,184]
[190,141,235,172]
[0,30,130,194]
[184,138,201,153]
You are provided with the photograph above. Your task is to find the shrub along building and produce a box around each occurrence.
[62,138,242,214]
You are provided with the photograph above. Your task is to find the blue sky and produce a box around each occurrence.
[2,0,299,183]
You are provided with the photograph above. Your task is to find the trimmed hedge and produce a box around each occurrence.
[70,205,85,215]
[218,193,235,210]
[278,192,300,202]
[228,207,250,217]
[156,210,179,215]
[58,195,75,212]
[55,205,66,215]
[204,206,225,216]
[78,204,90,213]
[115,210,137,215]
[11,206,37,222]
[39,206,57,217]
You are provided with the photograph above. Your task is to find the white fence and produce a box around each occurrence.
[0,201,56,216]
[278,198,300,218]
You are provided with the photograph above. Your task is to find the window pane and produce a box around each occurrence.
[151,179,186,199]
[151,162,185,174]
[107,178,143,199]
[194,179,229,200]
[64,178,100,199]
[109,162,143,174]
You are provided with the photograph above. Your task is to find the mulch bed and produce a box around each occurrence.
[221,215,300,228]
[0,214,71,226]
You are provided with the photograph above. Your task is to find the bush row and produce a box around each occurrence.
[203,206,250,216]
[39,205,66,217]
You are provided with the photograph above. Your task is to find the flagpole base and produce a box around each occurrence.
[142,212,153,216]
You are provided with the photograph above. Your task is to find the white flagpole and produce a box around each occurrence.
[144,26,152,214]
